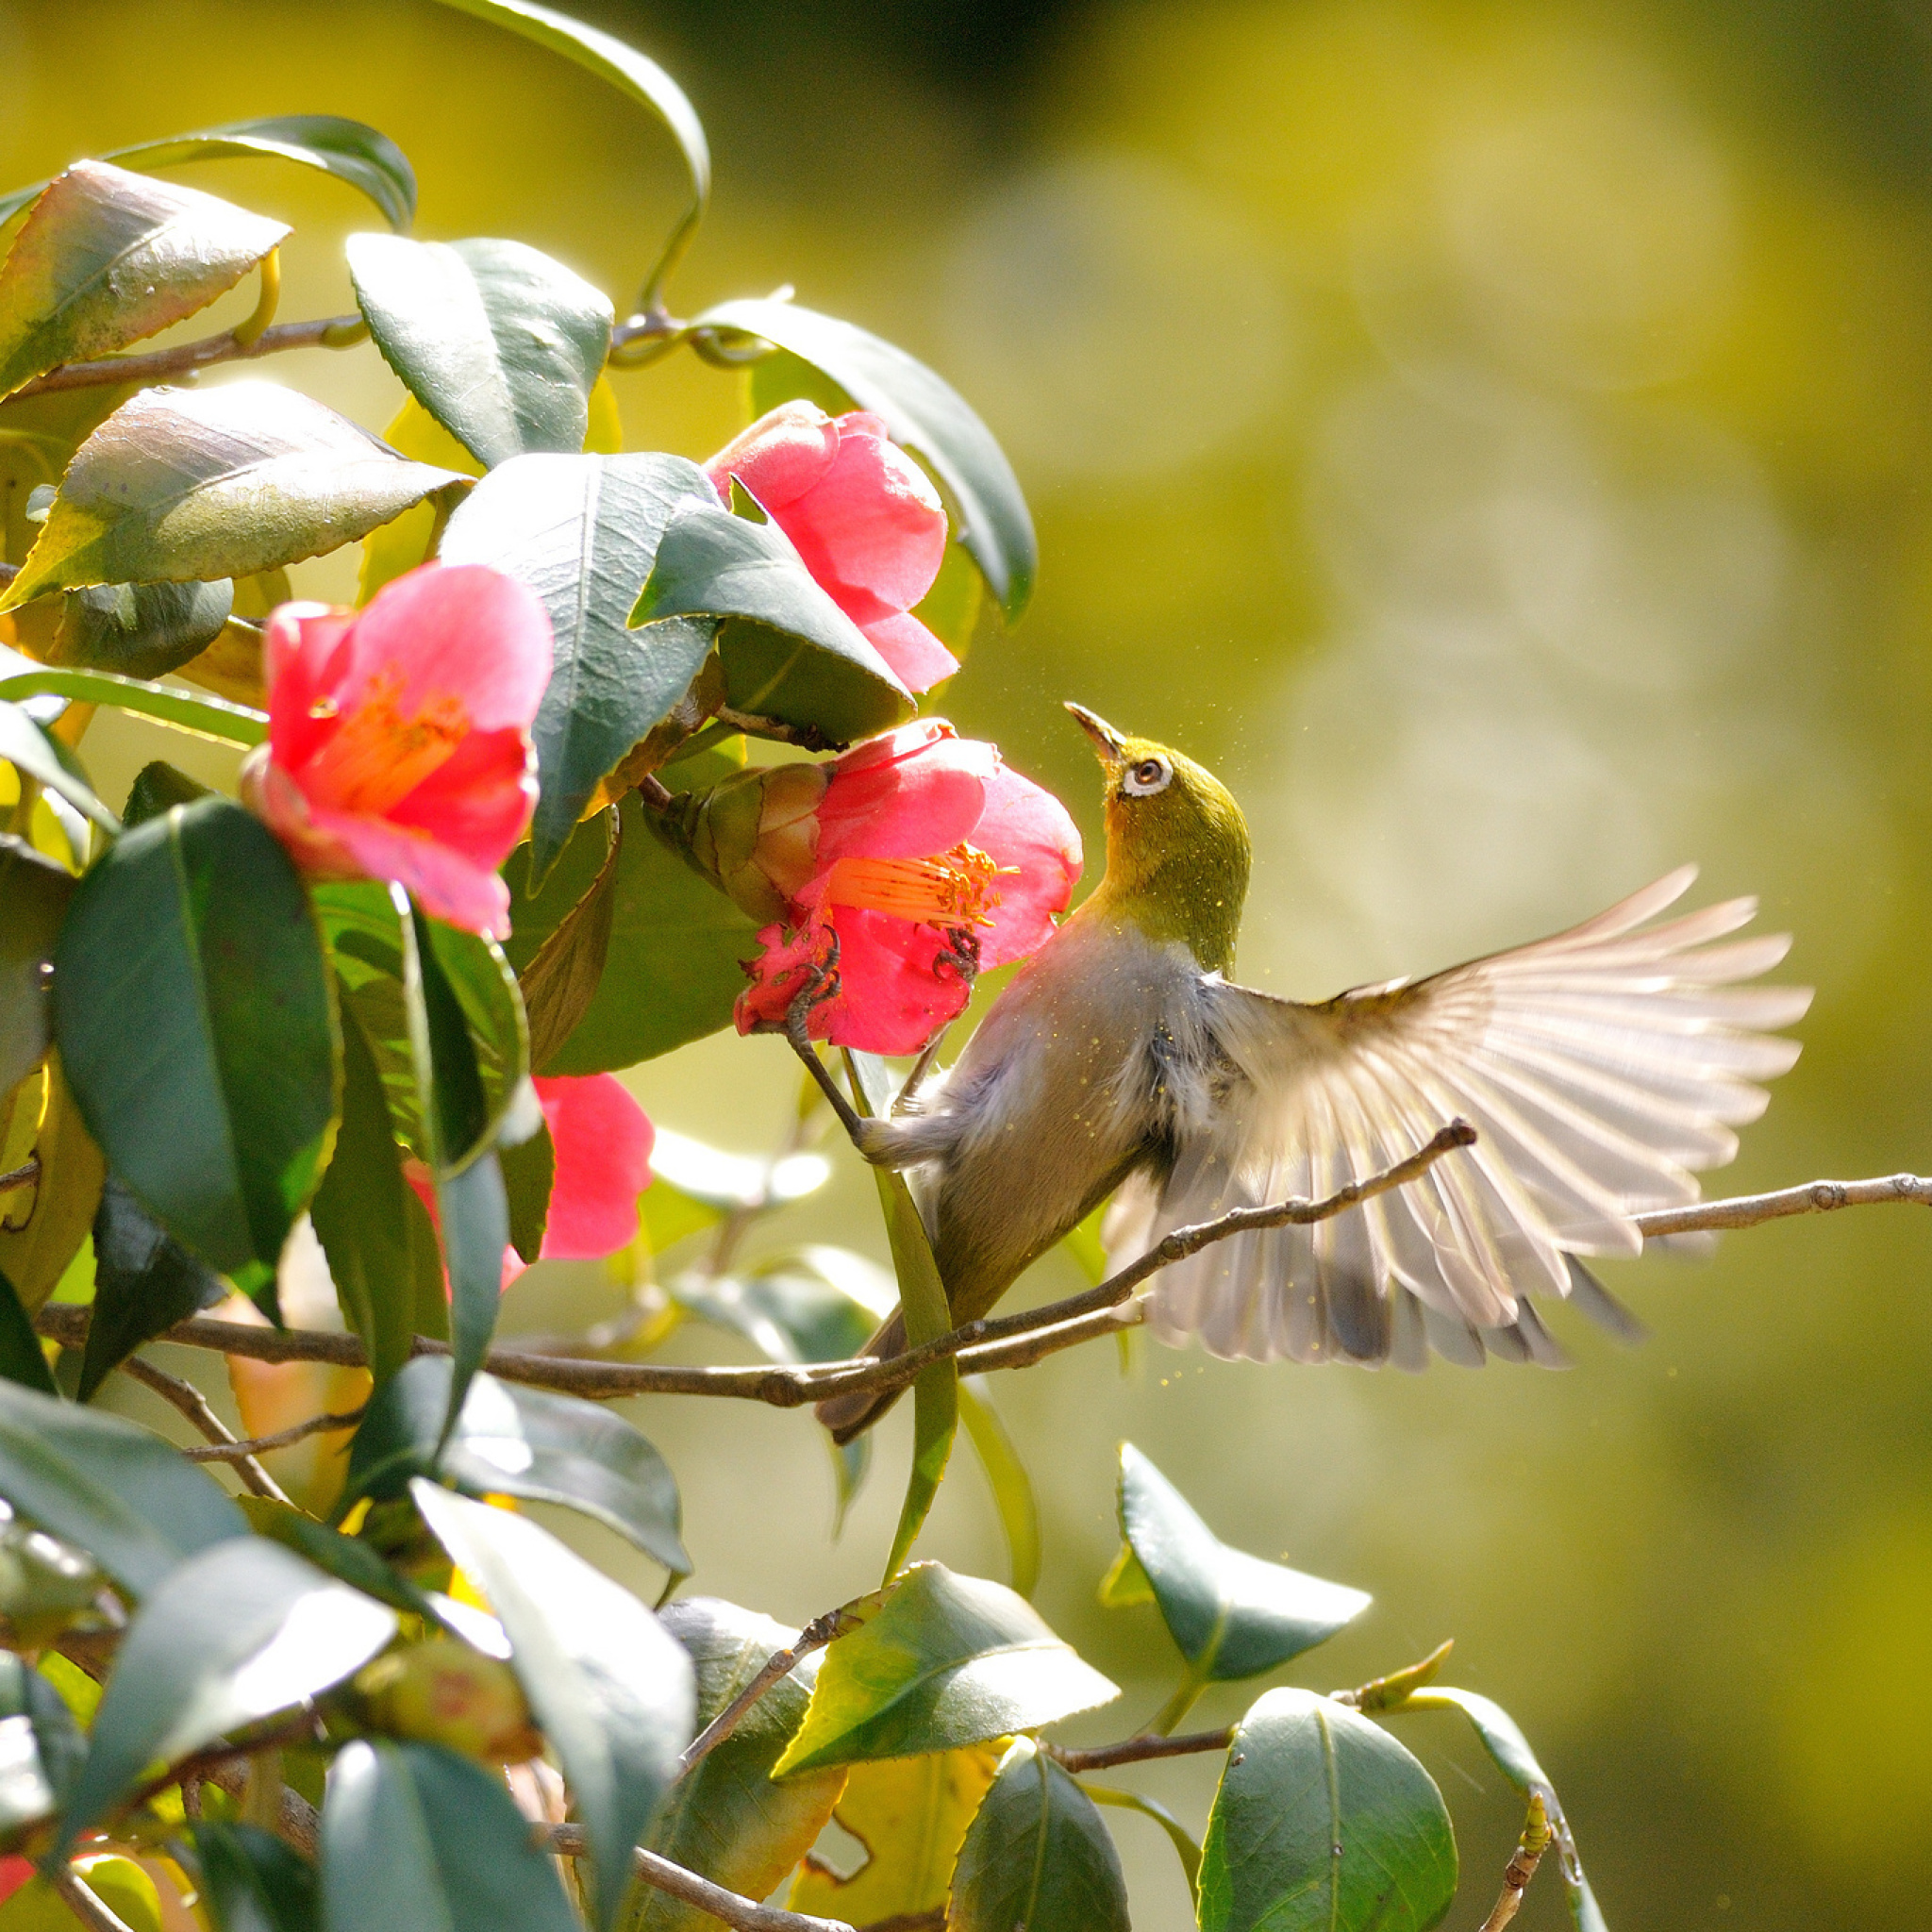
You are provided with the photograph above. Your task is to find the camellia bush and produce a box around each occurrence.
[0,4,1907,1930]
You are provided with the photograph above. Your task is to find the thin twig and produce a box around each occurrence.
[1047,1725,1234,1774]
[200,1757,319,1856]
[11,314,368,397]
[1478,1792,1552,1932]
[0,1158,38,1192]
[178,1406,367,1463]
[1634,1172,1932,1236]
[118,1356,291,1504]
[679,1606,865,1777]
[50,1870,135,1932]
[542,1825,854,1932]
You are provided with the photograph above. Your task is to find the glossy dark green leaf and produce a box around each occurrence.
[499,1118,554,1264]
[633,1598,845,1932]
[633,499,912,744]
[442,452,720,879]
[0,660,265,746]
[27,578,234,680]
[430,0,708,308]
[76,1176,225,1401]
[535,793,758,1074]
[0,160,286,401]
[52,799,339,1301]
[0,1267,54,1394]
[308,999,418,1386]
[0,117,415,231]
[0,699,117,831]
[696,297,1035,619]
[236,1496,436,1623]
[343,1357,689,1574]
[349,236,611,470]
[0,834,71,1093]
[948,1736,1129,1932]
[411,1482,694,1932]
[192,1821,320,1932]
[62,1539,397,1843]
[322,1740,580,1932]
[123,760,213,828]
[0,1651,85,1831]
[1197,1688,1457,1932]
[0,383,468,608]
[958,1376,1041,1600]
[1118,1441,1370,1681]
[773,1561,1118,1776]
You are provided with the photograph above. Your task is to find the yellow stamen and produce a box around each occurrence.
[299,665,470,813]
[824,841,1011,927]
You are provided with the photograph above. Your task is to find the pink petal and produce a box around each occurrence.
[534,1074,654,1259]
[969,762,1084,968]
[264,603,356,772]
[705,401,840,511]
[772,424,946,624]
[814,720,993,868]
[859,611,958,693]
[305,808,513,938]
[384,726,539,866]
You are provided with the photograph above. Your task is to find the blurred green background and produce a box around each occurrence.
[12,0,1932,1922]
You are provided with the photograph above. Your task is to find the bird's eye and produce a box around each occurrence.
[1124,757,1172,797]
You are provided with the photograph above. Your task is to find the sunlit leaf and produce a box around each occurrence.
[0,1053,104,1311]
[411,1483,694,1931]
[1197,1688,1457,1932]
[0,699,117,831]
[0,383,467,608]
[958,1377,1041,1600]
[1118,1441,1370,1680]
[948,1736,1129,1932]
[61,1539,396,1843]
[0,1651,84,1832]
[773,1562,1118,1775]
[76,1177,225,1401]
[0,663,265,747]
[236,1497,436,1622]
[670,1244,885,1367]
[0,161,286,401]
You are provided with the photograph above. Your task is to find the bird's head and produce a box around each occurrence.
[1065,704,1252,974]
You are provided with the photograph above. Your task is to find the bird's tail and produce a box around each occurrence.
[814,1307,907,1445]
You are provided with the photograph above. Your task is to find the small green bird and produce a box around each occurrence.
[813,705,1810,1442]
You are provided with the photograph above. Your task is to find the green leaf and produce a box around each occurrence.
[632,1598,846,1932]
[0,382,139,568]
[0,118,415,232]
[0,1267,55,1394]
[427,0,708,308]
[410,1482,694,1932]
[788,1745,1001,1925]
[0,1055,105,1313]
[670,1244,885,1367]
[0,834,72,1093]
[0,699,117,831]
[348,237,613,469]
[51,798,339,1301]
[192,1822,320,1932]
[124,760,213,828]
[307,999,417,1387]
[528,793,758,1074]
[0,1652,84,1832]
[1118,1441,1370,1681]
[0,383,468,608]
[773,1562,1118,1776]
[696,297,1035,620]
[343,1357,690,1575]
[236,1496,437,1623]
[948,1736,1130,1932]
[499,1118,554,1264]
[958,1376,1040,1600]
[24,578,234,681]
[0,665,265,747]
[441,453,719,879]
[61,1539,397,1843]
[1096,1542,1157,1610]
[1197,1688,1457,1932]
[514,810,620,1074]
[320,1739,580,1932]
[1083,1781,1201,1902]
[76,1177,225,1401]
[0,160,286,402]
[634,499,912,743]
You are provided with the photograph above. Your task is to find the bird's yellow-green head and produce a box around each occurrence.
[1065,704,1252,974]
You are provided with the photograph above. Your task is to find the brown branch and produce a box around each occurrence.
[50,1870,135,1932]
[1635,1172,1932,1236]
[118,1357,290,1504]
[201,1756,319,1855]
[1047,1724,1233,1774]
[1478,1792,1552,1932]
[0,1157,39,1192]
[542,1825,854,1932]
[679,1605,864,1776]
[11,314,369,397]
[178,1406,367,1464]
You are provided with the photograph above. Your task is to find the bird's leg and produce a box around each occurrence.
[892,1026,950,1115]
[776,941,871,1145]
[932,924,982,991]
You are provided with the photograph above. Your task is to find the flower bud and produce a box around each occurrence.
[356,1639,542,1764]
[669,762,829,924]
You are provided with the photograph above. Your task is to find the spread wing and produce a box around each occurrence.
[1110,866,1810,1369]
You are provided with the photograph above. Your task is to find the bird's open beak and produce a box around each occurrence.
[1065,702,1126,760]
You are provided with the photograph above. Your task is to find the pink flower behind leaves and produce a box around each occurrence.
[500,1075,656,1288]
[241,561,552,939]
[736,720,1082,1055]
[704,401,958,692]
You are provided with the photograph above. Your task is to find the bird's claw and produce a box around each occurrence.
[933,924,982,989]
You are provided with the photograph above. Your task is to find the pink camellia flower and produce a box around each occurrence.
[734,720,1082,1055]
[704,401,957,693]
[240,561,552,939]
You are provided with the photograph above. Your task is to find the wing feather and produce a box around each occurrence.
[1127,867,1809,1367]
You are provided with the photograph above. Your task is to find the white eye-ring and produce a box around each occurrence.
[1123,756,1172,797]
